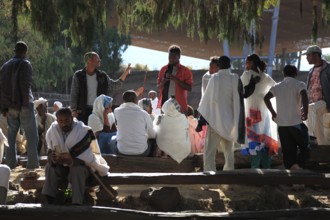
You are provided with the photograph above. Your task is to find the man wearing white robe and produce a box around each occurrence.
[198,56,247,171]
[42,108,109,205]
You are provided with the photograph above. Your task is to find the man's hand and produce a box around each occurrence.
[301,111,308,121]
[271,113,277,122]
[195,124,203,132]
[52,152,73,165]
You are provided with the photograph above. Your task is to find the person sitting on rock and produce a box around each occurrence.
[187,105,204,154]
[138,98,155,121]
[34,97,56,156]
[42,108,110,205]
[154,97,191,163]
[88,95,117,154]
[111,90,156,156]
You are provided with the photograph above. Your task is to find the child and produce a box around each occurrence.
[264,64,310,170]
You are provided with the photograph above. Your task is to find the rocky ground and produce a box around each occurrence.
[6,165,330,212]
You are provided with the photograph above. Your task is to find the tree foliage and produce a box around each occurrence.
[1,0,131,93]
[115,0,279,48]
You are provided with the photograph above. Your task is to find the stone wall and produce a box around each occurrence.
[34,70,309,110]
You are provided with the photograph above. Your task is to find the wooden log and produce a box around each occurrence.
[1,204,330,220]
[20,169,330,190]
[18,146,330,172]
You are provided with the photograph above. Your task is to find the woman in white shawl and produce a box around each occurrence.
[154,97,191,163]
[88,95,116,154]
[241,54,278,168]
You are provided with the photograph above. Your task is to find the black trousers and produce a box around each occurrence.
[77,106,93,125]
[278,123,310,169]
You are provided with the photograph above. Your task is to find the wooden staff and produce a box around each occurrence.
[90,170,117,201]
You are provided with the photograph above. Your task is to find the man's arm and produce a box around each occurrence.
[118,63,131,81]
[169,75,192,91]
[264,92,277,121]
[300,89,309,121]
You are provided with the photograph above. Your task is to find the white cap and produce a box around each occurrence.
[53,101,63,109]
[34,97,48,109]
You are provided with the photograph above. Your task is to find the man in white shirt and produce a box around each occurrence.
[113,90,156,156]
[264,64,309,170]
[148,90,161,115]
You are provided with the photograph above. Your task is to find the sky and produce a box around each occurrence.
[122,45,330,72]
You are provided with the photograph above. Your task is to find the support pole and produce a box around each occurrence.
[267,0,281,76]
[223,39,230,57]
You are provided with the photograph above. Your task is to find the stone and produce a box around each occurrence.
[147,187,181,211]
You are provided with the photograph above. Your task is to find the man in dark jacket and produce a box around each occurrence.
[0,41,39,169]
[70,52,132,124]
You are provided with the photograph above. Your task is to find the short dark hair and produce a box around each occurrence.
[14,41,28,53]
[168,45,181,56]
[283,64,298,77]
[210,56,220,67]
[123,90,137,103]
[218,56,231,69]
[56,107,72,118]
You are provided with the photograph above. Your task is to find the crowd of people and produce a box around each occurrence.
[0,41,329,205]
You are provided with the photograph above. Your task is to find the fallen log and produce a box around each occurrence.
[19,150,283,171]
[20,169,330,190]
[1,203,330,220]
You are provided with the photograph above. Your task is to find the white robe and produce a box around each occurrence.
[0,129,10,190]
[241,70,278,154]
[46,120,109,176]
[154,98,191,163]
[198,69,242,143]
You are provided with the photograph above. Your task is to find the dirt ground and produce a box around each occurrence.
[6,165,330,212]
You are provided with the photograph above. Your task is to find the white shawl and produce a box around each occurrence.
[198,69,241,142]
[46,120,109,176]
[88,95,115,134]
[154,98,191,163]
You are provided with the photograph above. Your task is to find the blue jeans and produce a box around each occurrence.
[97,132,117,154]
[6,103,39,169]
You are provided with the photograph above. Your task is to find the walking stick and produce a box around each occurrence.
[90,170,117,201]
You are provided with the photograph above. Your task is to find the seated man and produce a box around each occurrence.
[88,95,117,154]
[42,108,109,205]
[34,97,56,155]
[112,90,156,156]
[0,128,10,205]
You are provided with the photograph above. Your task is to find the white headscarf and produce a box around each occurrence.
[88,95,114,133]
[154,98,191,163]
